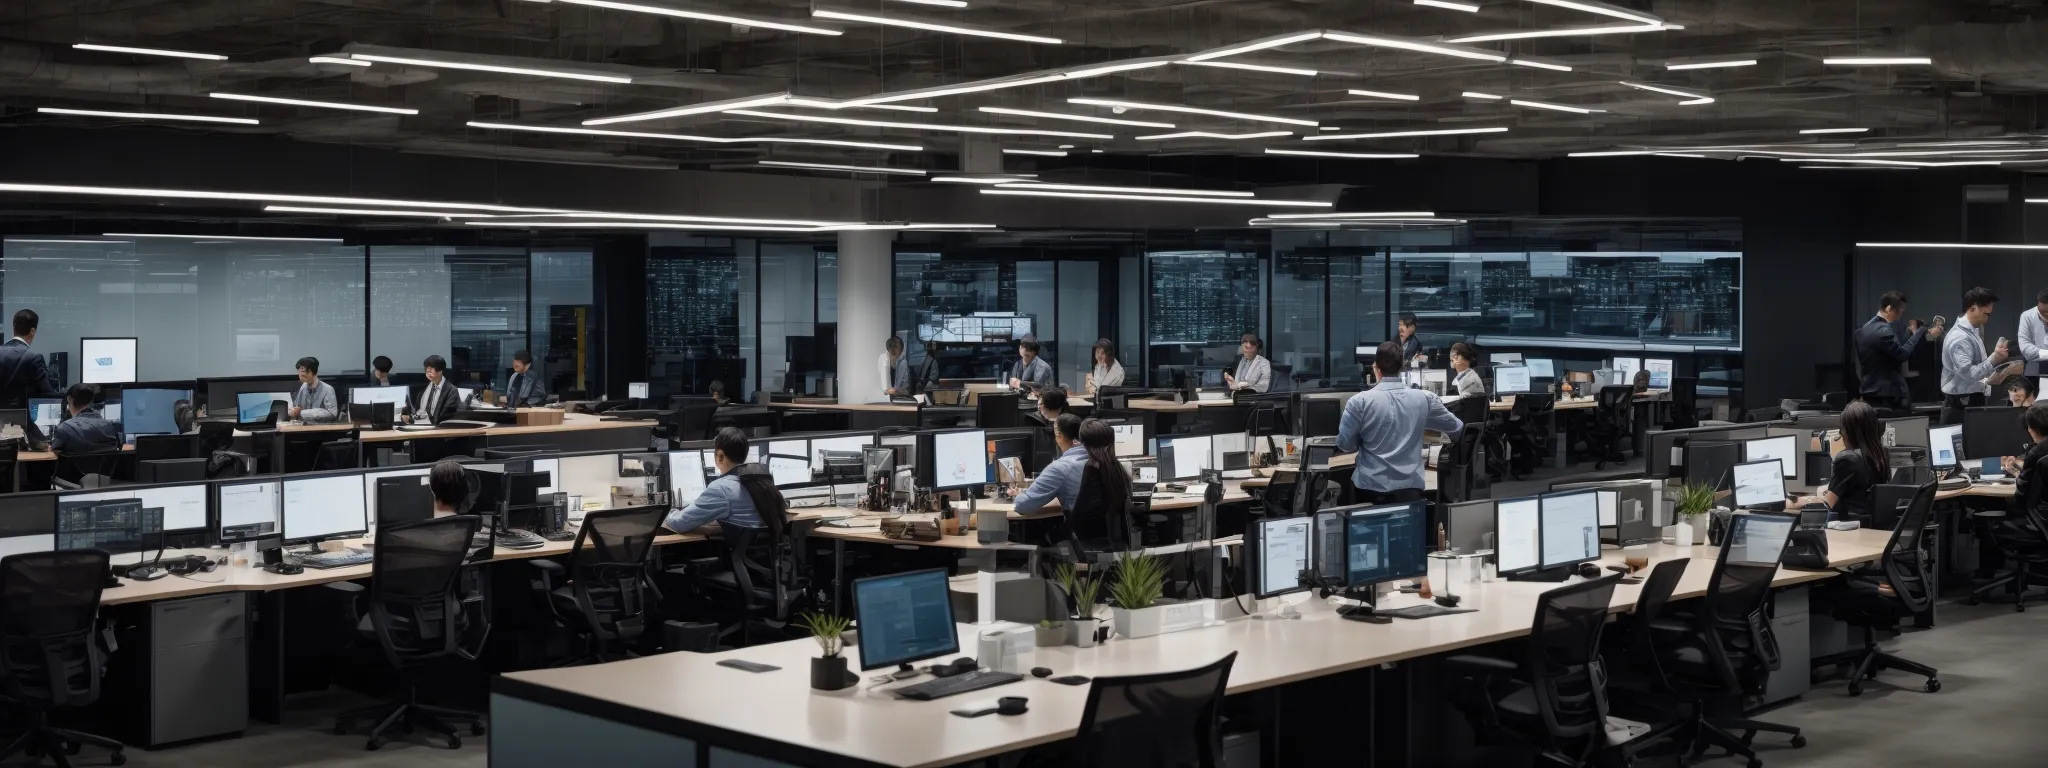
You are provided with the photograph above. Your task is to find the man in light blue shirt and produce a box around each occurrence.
[1940,287,2017,426]
[1014,414,1087,514]
[1337,341,1464,503]
[665,428,769,533]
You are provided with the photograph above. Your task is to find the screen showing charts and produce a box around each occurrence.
[120,389,188,436]
[1610,357,1641,383]
[930,430,990,489]
[1742,435,1798,478]
[1525,358,1556,378]
[1727,513,1795,567]
[917,314,1034,344]
[1157,435,1213,481]
[218,481,281,542]
[80,338,137,384]
[1539,491,1600,569]
[56,498,156,555]
[768,455,811,487]
[1495,366,1532,395]
[1732,460,1786,509]
[1645,359,1674,389]
[281,474,368,542]
[1344,503,1427,588]
[65,484,207,532]
[669,450,708,507]
[351,385,410,407]
[238,392,290,422]
[1928,425,1962,468]
[854,569,959,671]
[1255,516,1312,598]
[1112,424,1144,458]
[810,435,874,473]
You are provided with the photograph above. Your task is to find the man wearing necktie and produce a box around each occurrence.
[410,355,459,425]
[506,349,546,407]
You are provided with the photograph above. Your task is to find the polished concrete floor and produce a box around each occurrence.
[10,690,489,768]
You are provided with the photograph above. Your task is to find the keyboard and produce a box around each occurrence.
[496,528,547,549]
[894,669,1023,701]
[292,550,373,569]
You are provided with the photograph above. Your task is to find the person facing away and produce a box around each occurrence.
[1853,291,1940,410]
[1013,414,1089,515]
[1336,341,1465,503]
[50,383,121,455]
[505,349,547,407]
[291,356,341,424]
[0,309,60,408]
[665,428,790,541]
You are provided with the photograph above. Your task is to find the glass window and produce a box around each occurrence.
[1270,232,1330,388]
[1146,250,1263,383]
[647,245,741,400]
[531,249,594,399]
[1017,260,1056,370]
[1056,261,1099,392]
[370,247,526,390]
[759,243,819,395]
[1387,249,1743,350]
[894,254,1018,380]
[3,239,365,381]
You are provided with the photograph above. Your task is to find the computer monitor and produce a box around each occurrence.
[1538,490,1600,570]
[985,435,1032,482]
[531,458,558,495]
[627,382,649,399]
[1156,434,1214,481]
[62,483,207,533]
[56,497,158,559]
[1525,358,1556,379]
[1884,416,1930,451]
[1112,424,1145,458]
[281,473,369,545]
[506,471,549,508]
[27,398,62,434]
[1342,502,1428,589]
[0,494,55,558]
[374,476,434,527]
[237,392,290,423]
[1928,424,1962,468]
[1300,397,1343,439]
[1249,516,1313,599]
[810,434,875,473]
[79,337,138,384]
[102,397,121,425]
[1210,432,1248,468]
[1610,357,1641,383]
[1489,352,1524,365]
[1493,497,1542,576]
[216,479,280,543]
[767,454,812,488]
[364,468,432,526]
[1644,359,1674,390]
[919,428,990,491]
[1963,407,2029,460]
[1731,459,1786,511]
[119,388,189,436]
[1494,366,1532,396]
[669,450,708,507]
[350,385,410,407]
[1313,508,1347,585]
[1199,369,1225,389]
[1443,499,1495,555]
[1725,512,1796,567]
[1741,435,1798,479]
[853,568,960,671]
[1685,440,1741,492]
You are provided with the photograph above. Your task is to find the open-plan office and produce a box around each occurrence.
[4,0,2048,766]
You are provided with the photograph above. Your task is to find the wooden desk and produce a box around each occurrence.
[1935,482,2015,502]
[492,528,1887,768]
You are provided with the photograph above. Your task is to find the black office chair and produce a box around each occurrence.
[1584,385,1635,470]
[281,428,358,474]
[315,437,362,472]
[1499,393,1556,480]
[667,397,720,443]
[1980,470,2048,610]
[1604,559,1691,765]
[333,515,487,750]
[1064,463,1138,560]
[692,525,806,647]
[0,550,126,767]
[1668,377,1702,430]
[529,506,666,665]
[52,451,123,489]
[1438,422,1486,504]
[1067,652,1236,768]
[1816,483,1940,695]
[1447,575,1623,768]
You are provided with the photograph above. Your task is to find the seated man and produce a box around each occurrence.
[504,350,548,407]
[665,428,788,537]
[50,383,121,454]
[1013,414,1087,515]
[291,356,342,424]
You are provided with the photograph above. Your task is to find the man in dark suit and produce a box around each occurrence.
[0,309,60,408]
[1855,290,1942,411]
[1397,315,1423,367]
[408,355,461,425]
[504,349,546,407]
[50,383,121,455]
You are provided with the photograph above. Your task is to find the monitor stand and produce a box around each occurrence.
[1333,591,1389,624]
[1506,566,1573,583]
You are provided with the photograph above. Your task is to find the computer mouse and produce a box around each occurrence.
[1031,667,1052,678]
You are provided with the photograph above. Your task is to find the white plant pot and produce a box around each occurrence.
[1071,619,1101,648]
[1674,519,1695,547]
[1111,606,1164,640]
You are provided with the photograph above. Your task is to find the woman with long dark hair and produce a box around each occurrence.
[1089,339,1124,395]
[1823,401,1891,523]
[1077,418,1131,505]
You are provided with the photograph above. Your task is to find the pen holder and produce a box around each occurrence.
[1428,551,1487,610]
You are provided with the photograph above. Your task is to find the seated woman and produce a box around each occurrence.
[1066,419,1135,556]
[1819,401,1889,524]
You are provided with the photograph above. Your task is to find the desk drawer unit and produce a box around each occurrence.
[147,593,249,746]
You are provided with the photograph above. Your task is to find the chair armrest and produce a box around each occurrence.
[1445,654,1519,672]
[323,581,367,625]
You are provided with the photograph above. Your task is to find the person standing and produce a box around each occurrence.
[1223,334,1271,393]
[505,350,547,407]
[877,336,909,397]
[1008,339,1055,392]
[2018,289,2048,364]
[1855,291,1941,411]
[1941,287,2017,426]
[1398,315,1423,367]
[1337,341,1465,504]
[1087,339,1125,395]
[0,309,59,407]
[290,357,341,424]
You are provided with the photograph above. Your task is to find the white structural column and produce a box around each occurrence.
[835,229,895,404]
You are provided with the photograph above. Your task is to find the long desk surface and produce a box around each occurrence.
[1936,481,2015,501]
[18,411,651,463]
[496,527,1889,768]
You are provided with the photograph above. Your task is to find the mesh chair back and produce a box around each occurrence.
[569,506,666,640]
[722,524,778,614]
[1075,652,1236,768]
[1526,575,1621,740]
[675,399,720,442]
[368,515,479,664]
[0,550,110,708]
[1669,377,1700,429]
[132,434,197,463]
[315,438,361,471]
[1631,558,1690,624]
[1069,461,1134,554]
[1596,386,1634,429]
[1881,482,1937,613]
[1699,515,1795,690]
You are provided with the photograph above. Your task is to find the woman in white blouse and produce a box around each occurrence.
[1450,342,1487,397]
[1088,339,1125,395]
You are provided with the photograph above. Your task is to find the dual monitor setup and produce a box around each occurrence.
[1926,408,2030,477]
[1478,354,1673,397]
[27,387,188,443]
[1245,501,1428,608]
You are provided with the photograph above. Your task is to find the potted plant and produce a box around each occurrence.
[1059,563,1106,647]
[1035,619,1069,647]
[1108,552,1168,640]
[1674,482,1713,547]
[798,612,857,691]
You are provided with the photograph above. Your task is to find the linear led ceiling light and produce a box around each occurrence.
[1002,149,1067,156]
[1066,98,1319,126]
[830,57,1176,107]
[978,106,1174,128]
[1307,126,1508,140]
[209,92,418,115]
[931,175,1039,184]
[1136,131,1293,140]
[1795,158,2000,167]
[1566,149,1658,156]
[72,43,227,61]
[0,182,576,214]
[309,56,371,66]
[890,0,969,6]
[472,221,829,232]
[105,233,343,242]
[480,212,845,226]
[1523,0,1662,25]
[994,183,1251,197]
[1512,58,1574,71]
[1510,98,1602,114]
[812,8,1062,44]
[347,52,633,83]
[1320,31,1507,62]
[466,121,923,151]
[265,206,483,218]
[1800,127,1869,134]
[37,107,258,125]
[582,93,791,126]
[1447,22,1679,44]
[1666,57,1757,70]
[1620,81,1706,99]
[1415,0,1480,11]
[2,239,134,244]
[547,0,841,35]
[982,189,1330,207]
[758,160,927,176]
[783,99,937,113]
[1179,60,1319,76]
[1264,148,1420,158]
[1857,242,2048,250]
[726,110,1114,138]
[1349,89,1420,101]
[1823,57,1932,66]
[1463,91,1504,99]
[1266,211,1435,219]
[1184,32,1323,62]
